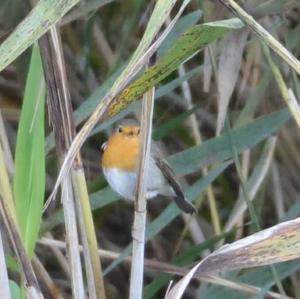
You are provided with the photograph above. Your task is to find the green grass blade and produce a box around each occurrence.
[9,280,21,299]
[158,10,203,57]
[108,18,244,117]
[0,0,80,72]
[13,44,45,257]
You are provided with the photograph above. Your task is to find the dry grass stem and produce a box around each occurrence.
[217,0,300,75]
[38,237,289,299]
[46,0,191,207]
[0,229,11,299]
[129,85,155,299]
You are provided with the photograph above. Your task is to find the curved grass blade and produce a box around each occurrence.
[165,217,300,298]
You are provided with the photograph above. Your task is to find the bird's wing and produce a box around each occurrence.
[154,157,196,214]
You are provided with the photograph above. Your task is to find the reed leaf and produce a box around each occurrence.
[13,44,45,257]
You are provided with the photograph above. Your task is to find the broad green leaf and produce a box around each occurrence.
[107,18,243,116]
[169,109,291,176]
[5,255,19,273]
[153,107,198,141]
[0,0,80,72]
[14,45,45,257]
[87,66,204,137]
[158,10,202,57]
[235,71,271,126]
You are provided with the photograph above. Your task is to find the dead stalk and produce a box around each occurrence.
[129,85,155,299]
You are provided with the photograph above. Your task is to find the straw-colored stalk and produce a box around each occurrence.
[129,86,155,299]
[72,168,106,299]
[46,0,191,206]
[39,25,106,298]
[49,26,106,299]
[262,44,300,129]
[38,237,291,299]
[32,255,64,299]
[224,136,277,232]
[0,229,11,299]
[178,64,221,235]
[0,143,43,298]
[61,175,85,299]
[217,0,300,75]
[38,28,85,298]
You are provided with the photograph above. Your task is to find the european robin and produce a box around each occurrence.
[101,121,195,214]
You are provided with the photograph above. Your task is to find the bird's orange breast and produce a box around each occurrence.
[102,133,140,172]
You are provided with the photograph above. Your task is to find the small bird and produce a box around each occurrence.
[101,121,195,214]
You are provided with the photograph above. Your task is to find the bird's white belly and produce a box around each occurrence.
[103,167,161,200]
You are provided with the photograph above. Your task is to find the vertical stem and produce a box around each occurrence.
[0,229,11,299]
[129,86,155,299]
[38,30,85,298]
[73,169,106,299]
[39,25,106,299]
[61,175,85,299]
[178,64,221,235]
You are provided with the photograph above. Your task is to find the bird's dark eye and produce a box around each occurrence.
[117,126,123,133]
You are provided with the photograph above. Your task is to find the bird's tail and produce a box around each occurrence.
[155,158,196,214]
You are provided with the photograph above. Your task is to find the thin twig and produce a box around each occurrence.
[0,110,14,176]
[0,196,43,299]
[45,233,70,278]
[32,255,64,299]
[263,44,300,129]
